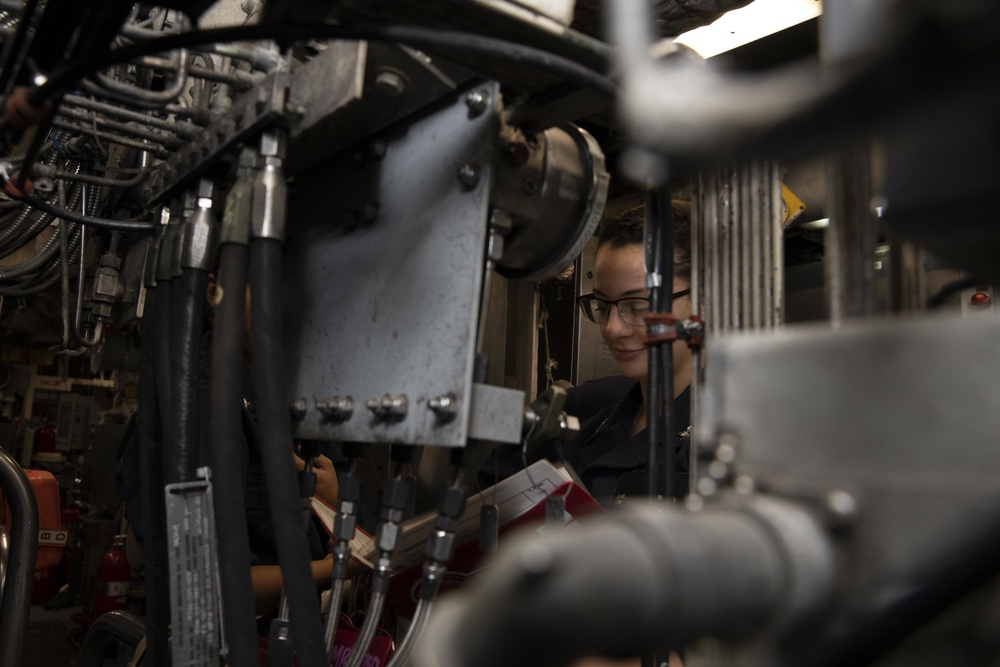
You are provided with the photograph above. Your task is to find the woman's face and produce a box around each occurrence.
[593,243,693,384]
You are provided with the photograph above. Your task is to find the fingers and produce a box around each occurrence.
[292,454,305,472]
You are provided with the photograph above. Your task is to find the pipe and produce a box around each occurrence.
[414,496,832,667]
[76,610,146,667]
[62,95,200,138]
[90,47,189,108]
[0,445,38,667]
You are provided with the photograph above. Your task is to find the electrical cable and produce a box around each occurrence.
[4,189,156,231]
[0,446,38,667]
[0,182,80,260]
[29,22,616,107]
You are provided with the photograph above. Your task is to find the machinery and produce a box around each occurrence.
[0,1,998,666]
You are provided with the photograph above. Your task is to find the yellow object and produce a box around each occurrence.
[781,182,807,226]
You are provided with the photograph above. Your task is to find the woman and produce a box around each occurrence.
[566,199,694,506]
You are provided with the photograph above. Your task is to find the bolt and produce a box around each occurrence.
[521,177,537,195]
[825,490,858,525]
[428,393,457,423]
[465,89,489,116]
[504,141,530,166]
[457,163,481,190]
[374,69,407,97]
[316,396,353,422]
[367,394,408,422]
[289,398,309,421]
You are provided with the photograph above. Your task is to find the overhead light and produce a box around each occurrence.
[672,0,823,59]
[800,218,829,229]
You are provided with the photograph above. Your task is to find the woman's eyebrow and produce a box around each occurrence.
[592,287,649,298]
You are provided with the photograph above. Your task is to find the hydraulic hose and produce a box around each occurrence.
[644,185,678,500]
[388,598,432,667]
[137,284,170,667]
[249,236,327,667]
[209,240,257,667]
[165,265,206,484]
[0,445,38,667]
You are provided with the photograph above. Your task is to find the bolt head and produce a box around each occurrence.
[374,69,407,97]
[465,89,489,116]
[457,163,481,190]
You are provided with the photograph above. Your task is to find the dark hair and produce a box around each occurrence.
[597,199,692,283]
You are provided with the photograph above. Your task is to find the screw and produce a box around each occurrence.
[428,393,457,423]
[521,177,537,195]
[374,69,407,97]
[457,163,481,190]
[465,89,489,116]
[289,398,309,421]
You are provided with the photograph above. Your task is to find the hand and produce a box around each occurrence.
[294,453,339,505]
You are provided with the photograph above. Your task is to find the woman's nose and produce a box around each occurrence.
[602,306,631,337]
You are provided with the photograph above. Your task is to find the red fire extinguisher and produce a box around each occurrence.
[94,534,130,616]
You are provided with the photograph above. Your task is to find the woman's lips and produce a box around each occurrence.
[612,348,644,361]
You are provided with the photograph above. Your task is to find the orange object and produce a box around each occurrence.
[1,469,66,571]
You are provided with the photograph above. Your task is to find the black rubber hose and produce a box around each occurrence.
[645,186,678,500]
[137,286,170,667]
[152,279,174,487]
[208,242,258,667]
[249,237,327,667]
[166,266,208,485]
[0,0,42,95]
[0,445,38,667]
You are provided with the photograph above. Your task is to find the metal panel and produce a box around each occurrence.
[467,383,525,444]
[284,84,500,446]
[696,315,1000,593]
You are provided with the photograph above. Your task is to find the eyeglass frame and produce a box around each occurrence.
[576,288,692,326]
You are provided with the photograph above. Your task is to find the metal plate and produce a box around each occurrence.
[164,479,220,667]
[284,83,500,446]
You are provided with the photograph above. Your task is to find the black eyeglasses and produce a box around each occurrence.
[577,288,691,326]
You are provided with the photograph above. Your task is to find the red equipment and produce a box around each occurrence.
[94,534,130,616]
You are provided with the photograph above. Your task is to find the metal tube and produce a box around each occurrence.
[0,445,38,667]
[50,119,169,157]
[91,47,189,107]
[57,107,183,148]
[62,96,200,138]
